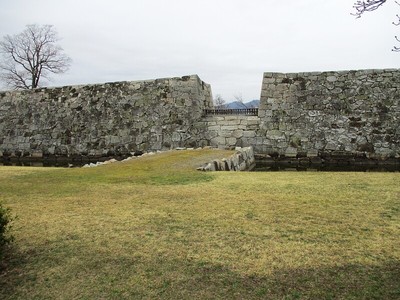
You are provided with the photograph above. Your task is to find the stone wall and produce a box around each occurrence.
[0,75,212,157]
[257,69,400,159]
[1,69,399,161]
[204,115,260,149]
[202,69,400,160]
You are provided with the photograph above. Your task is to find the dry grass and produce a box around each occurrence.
[0,149,399,299]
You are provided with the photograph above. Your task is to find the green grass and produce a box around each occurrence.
[0,149,399,299]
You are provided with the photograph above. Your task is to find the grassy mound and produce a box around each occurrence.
[0,149,399,299]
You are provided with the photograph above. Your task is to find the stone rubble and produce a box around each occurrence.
[197,146,255,171]
[81,147,217,168]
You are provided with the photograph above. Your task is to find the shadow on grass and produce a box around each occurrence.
[173,259,400,299]
[1,246,399,299]
[0,246,30,297]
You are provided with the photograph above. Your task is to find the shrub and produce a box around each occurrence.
[0,202,14,248]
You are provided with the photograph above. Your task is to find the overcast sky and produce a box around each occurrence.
[1,0,399,101]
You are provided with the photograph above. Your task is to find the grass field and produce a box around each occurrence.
[0,149,399,299]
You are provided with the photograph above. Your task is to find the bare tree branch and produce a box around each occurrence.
[0,24,71,89]
[394,14,400,26]
[394,4,400,51]
[213,94,226,108]
[352,0,400,51]
[394,36,400,51]
[234,93,248,108]
[352,0,387,18]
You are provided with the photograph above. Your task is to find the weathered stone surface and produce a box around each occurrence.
[257,69,400,158]
[1,69,399,161]
[285,147,298,157]
[197,147,255,171]
[0,75,212,156]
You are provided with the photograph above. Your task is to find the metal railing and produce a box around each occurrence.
[203,108,259,116]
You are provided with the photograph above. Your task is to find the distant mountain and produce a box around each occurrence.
[225,99,259,109]
[244,100,260,108]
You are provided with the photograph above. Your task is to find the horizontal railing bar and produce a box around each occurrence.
[203,108,258,116]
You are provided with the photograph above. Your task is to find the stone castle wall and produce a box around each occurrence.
[257,69,400,158]
[0,75,212,157]
[206,69,400,160]
[1,69,399,161]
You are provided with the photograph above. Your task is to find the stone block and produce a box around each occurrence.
[48,146,55,155]
[243,131,256,138]
[210,137,226,146]
[232,130,243,138]
[257,110,266,118]
[31,151,43,158]
[307,149,319,157]
[245,119,261,126]
[326,76,337,82]
[325,142,338,151]
[220,125,238,131]
[172,132,181,142]
[224,120,241,125]
[110,136,120,144]
[223,116,241,121]
[242,137,257,146]
[260,89,272,98]
[220,130,234,138]
[226,137,238,146]
[267,130,286,140]
[285,147,298,157]
[207,125,220,131]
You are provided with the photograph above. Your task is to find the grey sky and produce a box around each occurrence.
[0,0,399,101]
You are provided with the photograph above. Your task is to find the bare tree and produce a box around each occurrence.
[352,0,400,51]
[0,24,71,89]
[234,93,247,108]
[214,94,226,108]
